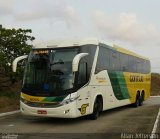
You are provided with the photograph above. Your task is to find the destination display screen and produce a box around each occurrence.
[33,50,49,54]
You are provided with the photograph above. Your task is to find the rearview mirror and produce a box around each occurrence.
[12,55,28,72]
[72,53,89,72]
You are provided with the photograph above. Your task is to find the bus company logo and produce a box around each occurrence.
[130,75,143,82]
[29,97,40,102]
[96,77,107,83]
[78,103,89,115]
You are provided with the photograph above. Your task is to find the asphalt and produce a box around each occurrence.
[0,97,160,139]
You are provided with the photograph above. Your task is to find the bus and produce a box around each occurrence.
[12,38,151,119]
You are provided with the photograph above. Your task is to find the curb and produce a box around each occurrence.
[0,110,20,117]
[150,96,160,97]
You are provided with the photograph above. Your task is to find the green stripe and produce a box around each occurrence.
[108,71,130,100]
[42,95,67,102]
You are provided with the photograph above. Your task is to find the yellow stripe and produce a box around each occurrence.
[21,93,45,102]
[113,45,149,60]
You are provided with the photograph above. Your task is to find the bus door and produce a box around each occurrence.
[76,62,90,116]
[76,86,90,116]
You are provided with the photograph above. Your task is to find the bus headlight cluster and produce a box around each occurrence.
[61,96,79,105]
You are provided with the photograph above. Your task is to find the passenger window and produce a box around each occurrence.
[120,53,129,71]
[110,51,120,71]
[95,47,110,73]
[128,56,136,72]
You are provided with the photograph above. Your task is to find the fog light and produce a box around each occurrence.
[64,109,70,114]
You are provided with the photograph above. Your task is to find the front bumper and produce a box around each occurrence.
[20,101,78,118]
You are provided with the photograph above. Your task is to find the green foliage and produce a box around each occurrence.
[0,90,20,100]
[0,25,35,87]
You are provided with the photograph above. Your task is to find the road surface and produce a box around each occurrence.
[0,97,160,139]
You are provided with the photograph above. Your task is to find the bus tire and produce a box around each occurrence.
[134,98,139,107]
[139,96,143,106]
[133,93,140,107]
[90,98,100,120]
[139,92,144,106]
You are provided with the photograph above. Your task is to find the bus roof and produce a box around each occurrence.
[33,38,149,60]
[33,38,99,49]
[113,45,149,60]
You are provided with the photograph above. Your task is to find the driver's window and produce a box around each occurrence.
[77,62,87,86]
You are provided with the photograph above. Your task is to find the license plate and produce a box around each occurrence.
[37,110,47,114]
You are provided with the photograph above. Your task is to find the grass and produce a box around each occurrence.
[0,82,21,113]
[0,90,20,99]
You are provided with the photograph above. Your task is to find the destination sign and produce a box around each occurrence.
[33,50,49,54]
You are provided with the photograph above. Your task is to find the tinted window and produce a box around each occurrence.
[95,47,110,73]
[79,45,97,81]
[119,53,129,71]
[145,60,151,73]
[77,62,87,86]
[128,56,136,72]
[136,58,141,72]
[110,51,120,71]
[95,46,150,74]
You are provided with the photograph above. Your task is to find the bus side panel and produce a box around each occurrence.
[108,71,130,100]
[89,70,131,112]
[123,72,151,103]
[89,70,151,112]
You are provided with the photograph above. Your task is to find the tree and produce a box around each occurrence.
[0,25,35,88]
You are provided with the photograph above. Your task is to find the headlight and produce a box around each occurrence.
[61,96,79,105]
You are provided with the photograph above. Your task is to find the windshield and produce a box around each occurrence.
[22,48,78,96]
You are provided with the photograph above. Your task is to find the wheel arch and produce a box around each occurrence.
[91,93,103,113]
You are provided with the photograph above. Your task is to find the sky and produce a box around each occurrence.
[1,0,160,73]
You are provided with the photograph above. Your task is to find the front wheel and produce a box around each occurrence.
[90,99,100,120]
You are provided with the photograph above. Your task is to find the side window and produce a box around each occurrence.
[95,47,110,73]
[77,62,87,86]
[142,60,146,73]
[142,59,146,73]
[80,45,97,81]
[120,53,129,71]
[128,56,136,72]
[128,57,150,73]
[140,59,151,74]
[137,58,144,73]
[136,58,141,73]
[145,60,151,73]
[110,51,120,71]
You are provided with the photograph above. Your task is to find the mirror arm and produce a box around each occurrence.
[12,55,28,72]
[72,53,88,72]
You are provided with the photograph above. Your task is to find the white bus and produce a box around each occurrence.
[13,38,151,119]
